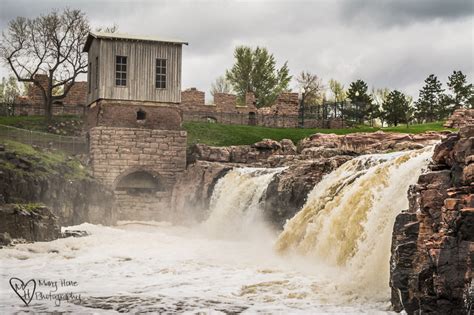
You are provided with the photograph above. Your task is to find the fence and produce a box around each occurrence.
[0,124,87,155]
[182,110,345,129]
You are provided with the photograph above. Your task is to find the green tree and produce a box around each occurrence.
[226,46,291,108]
[414,74,445,122]
[371,87,390,126]
[328,79,346,103]
[0,75,20,115]
[382,90,411,126]
[346,79,372,124]
[446,70,473,110]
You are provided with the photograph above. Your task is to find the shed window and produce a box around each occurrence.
[155,59,166,89]
[115,56,127,86]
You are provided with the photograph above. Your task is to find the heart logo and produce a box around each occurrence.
[9,277,36,306]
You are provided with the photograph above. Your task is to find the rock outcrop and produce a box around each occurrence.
[390,126,473,314]
[263,156,353,228]
[0,204,61,244]
[188,138,297,165]
[299,131,446,155]
[171,161,233,224]
[0,141,115,227]
[444,108,474,129]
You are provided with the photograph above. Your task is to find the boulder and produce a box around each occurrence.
[0,204,61,243]
[263,156,353,228]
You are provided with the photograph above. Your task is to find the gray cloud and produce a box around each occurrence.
[0,0,473,99]
[340,0,474,27]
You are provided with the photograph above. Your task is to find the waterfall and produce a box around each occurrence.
[275,147,433,300]
[202,167,285,239]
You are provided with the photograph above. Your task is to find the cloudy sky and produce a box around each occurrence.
[0,0,473,99]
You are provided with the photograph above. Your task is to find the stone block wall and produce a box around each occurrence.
[89,126,187,220]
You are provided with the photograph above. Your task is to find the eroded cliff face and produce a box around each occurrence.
[390,126,473,314]
[0,141,116,227]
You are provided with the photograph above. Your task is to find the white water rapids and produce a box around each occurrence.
[0,148,433,314]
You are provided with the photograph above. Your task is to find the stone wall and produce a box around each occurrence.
[89,126,187,220]
[86,99,183,131]
[15,74,87,116]
[444,108,474,129]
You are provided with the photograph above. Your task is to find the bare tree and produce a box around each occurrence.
[296,71,324,105]
[1,9,90,120]
[210,75,233,97]
[96,24,119,33]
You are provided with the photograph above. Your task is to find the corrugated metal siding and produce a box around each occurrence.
[89,39,182,104]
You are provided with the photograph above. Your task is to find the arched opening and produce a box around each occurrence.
[115,170,162,195]
[136,109,147,121]
[203,116,217,123]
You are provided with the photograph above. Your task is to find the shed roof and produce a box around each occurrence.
[83,31,188,52]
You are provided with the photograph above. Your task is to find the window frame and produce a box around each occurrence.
[155,58,167,89]
[115,55,128,87]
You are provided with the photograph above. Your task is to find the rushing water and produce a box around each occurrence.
[0,149,432,314]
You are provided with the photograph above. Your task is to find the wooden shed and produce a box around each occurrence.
[83,32,188,105]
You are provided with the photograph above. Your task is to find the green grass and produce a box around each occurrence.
[184,121,453,147]
[0,115,82,135]
[0,139,88,180]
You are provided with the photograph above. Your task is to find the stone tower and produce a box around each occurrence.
[83,32,188,220]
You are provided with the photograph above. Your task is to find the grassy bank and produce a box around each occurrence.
[0,139,88,180]
[0,115,453,147]
[0,115,83,136]
[184,121,452,147]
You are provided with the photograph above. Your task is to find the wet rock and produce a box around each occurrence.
[0,232,12,246]
[0,204,61,242]
[264,156,353,228]
[171,161,233,224]
[390,125,474,314]
[61,230,89,238]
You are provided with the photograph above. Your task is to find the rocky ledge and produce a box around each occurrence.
[0,141,116,228]
[390,126,473,314]
[0,204,60,245]
[190,131,446,168]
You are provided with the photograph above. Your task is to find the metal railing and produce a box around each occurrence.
[0,124,87,155]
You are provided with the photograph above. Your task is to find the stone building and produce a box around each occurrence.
[83,32,188,221]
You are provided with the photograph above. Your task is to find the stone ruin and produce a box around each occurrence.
[15,74,87,116]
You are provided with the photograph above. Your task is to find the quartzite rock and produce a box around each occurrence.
[390,125,474,314]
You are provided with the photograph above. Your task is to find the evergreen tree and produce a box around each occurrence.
[382,90,411,126]
[446,70,473,110]
[346,79,372,124]
[226,46,291,108]
[414,74,444,122]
